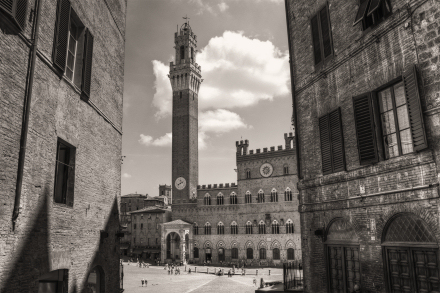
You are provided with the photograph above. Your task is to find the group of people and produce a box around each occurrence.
[164,263,181,275]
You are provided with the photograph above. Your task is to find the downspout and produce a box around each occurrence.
[12,0,42,231]
[284,0,302,179]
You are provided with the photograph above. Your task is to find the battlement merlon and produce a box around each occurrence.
[236,139,249,155]
[284,132,294,149]
[236,133,295,159]
[197,183,238,190]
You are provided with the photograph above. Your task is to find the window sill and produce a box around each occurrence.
[53,202,74,209]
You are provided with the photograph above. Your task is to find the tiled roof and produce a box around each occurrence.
[128,207,167,214]
[163,219,191,226]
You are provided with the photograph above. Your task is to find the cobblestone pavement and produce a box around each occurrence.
[121,262,283,293]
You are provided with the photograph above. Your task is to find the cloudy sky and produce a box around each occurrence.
[122,0,293,196]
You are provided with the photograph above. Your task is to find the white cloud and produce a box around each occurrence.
[151,31,289,117]
[218,2,229,12]
[122,173,132,178]
[199,109,248,133]
[139,133,172,147]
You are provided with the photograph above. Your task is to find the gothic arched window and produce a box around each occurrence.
[259,248,266,260]
[246,221,253,234]
[258,220,266,234]
[287,248,295,260]
[231,248,239,259]
[217,222,224,235]
[204,222,211,235]
[245,191,252,204]
[273,248,280,260]
[258,190,265,203]
[272,220,279,234]
[284,187,292,201]
[271,188,278,202]
[217,193,224,205]
[230,221,238,235]
[204,193,211,206]
[230,192,237,205]
[286,219,294,234]
[247,248,253,259]
[193,223,198,235]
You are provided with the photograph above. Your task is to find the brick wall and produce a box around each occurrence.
[0,0,127,291]
[287,0,440,292]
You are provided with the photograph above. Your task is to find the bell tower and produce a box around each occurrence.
[169,20,202,206]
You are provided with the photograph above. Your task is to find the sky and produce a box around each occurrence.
[121,0,293,197]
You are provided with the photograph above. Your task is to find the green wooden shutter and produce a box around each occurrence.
[319,6,332,59]
[353,94,379,165]
[53,0,71,72]
[402,65,428,152]
[0,0,28,31]
[311,15,322,66]
[319,114,333,174]
[81,29,94,100]
[329,108,345,172]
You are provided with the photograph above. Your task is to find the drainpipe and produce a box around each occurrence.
[12,0,42,231]
[284,0,302,179]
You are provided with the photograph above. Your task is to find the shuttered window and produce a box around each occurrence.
[319,108,346,175]
[353,0,391,30]
[53,0,94,99]
[0,0,28,32]
[311,4,333,67]
[353,65,427,165]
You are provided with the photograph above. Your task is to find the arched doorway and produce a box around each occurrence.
[85,266,105,293]
[325,218,360,293]
[382,213,438,292]
[166,232,181,261]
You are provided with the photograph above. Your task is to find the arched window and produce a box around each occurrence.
[273,248,280,260]
[245,191,252,204]
[231,221,238,235]
[217,222,224,235]
[204,193,211,205]
[326,218,360,293]
[180,45,185,60]
[218,248,225,262]
[271,188,278,202]
[286,219,294,234]
[230,192,237,205]
[284,187,292,201]
[231,248,239,259]
[247,248,253,259]
[259,248,266,260]
[258,220,266,234]
[284,165,289,175]
[193,223,198,235]
[257,190,265,203]
[217,193,224,205]
[246,221,253,234]
[246,170,251,179]
[272,220,279,234]
[194,247,199,258]
[204,222,211,235]
[382,213,438,292]
[287,248,295,260]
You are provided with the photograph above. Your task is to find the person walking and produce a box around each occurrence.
[141,278,144,287]
[145,279,148,287]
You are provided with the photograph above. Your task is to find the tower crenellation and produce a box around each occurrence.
[236,134,295,157]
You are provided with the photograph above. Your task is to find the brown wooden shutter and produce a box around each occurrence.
[319,114,333,174]
[353,0,369,25]
[402,65,428,151]
[0,0,28,31]
[353,94,379,165]
[329,108,345,172]
[53,0,71,72]
[319,6,332,59]
[311,15,322,66]
[81,29,94,100]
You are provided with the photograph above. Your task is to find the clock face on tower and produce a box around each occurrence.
[260,163,274,177]
[175,177,186,190]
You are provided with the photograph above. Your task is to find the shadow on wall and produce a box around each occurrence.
[1,185,121,293]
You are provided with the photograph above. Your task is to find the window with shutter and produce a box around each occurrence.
[54,138,76,207]
[310,4,333,67]
[319,108,346,175]
[81,29,94,100]
[353,65,427,165]
[0,0,28,33]
[353,0,391,30]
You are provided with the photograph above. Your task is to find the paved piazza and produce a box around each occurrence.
[121,262,283,293]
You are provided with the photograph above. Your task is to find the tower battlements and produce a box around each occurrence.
[197,183,237,190]
[236,133,295,157]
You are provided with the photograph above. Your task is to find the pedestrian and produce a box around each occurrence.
[253,278,257,287]
[188,268,191,274]
[145,279,148,287]
[141,278,144,287]
[147,263,149,268]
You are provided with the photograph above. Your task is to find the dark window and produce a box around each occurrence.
[217,223,224,235]
[230,223,238,235]
[54,139,76,206]
[310,4,333,67]
[287,248,295,260]
[140,223,143,229]
[319,107,346,174]
[259,248,266,260]
[53,0,93,99]
[231,248,238,259]
[204,194,211,205]
[284,166,289,175]
[285,189,293,201]
[247,248,253,259]
[259,222,266,234]
[191,47,194,60]
[286,222,294,234]
[245,192,252,204]
[246,222,253,235]
[271,191,278,202]
[180,46,184,60]
[246,170,251,179]
[204,223,211,235]
[272,221,280,234]
[0,0,28,33]
[194,247,199,258]
[133,224,136,229]
[353,66,427,165]
[217,194,224,205]
[230,193,237,205]
[353,0,392,31]
[218,248,225,262]
[273,248,280,260]
[257,191,265,203]
[193,224,198,235]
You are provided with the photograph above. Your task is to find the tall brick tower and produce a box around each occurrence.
[169,21,202,206]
